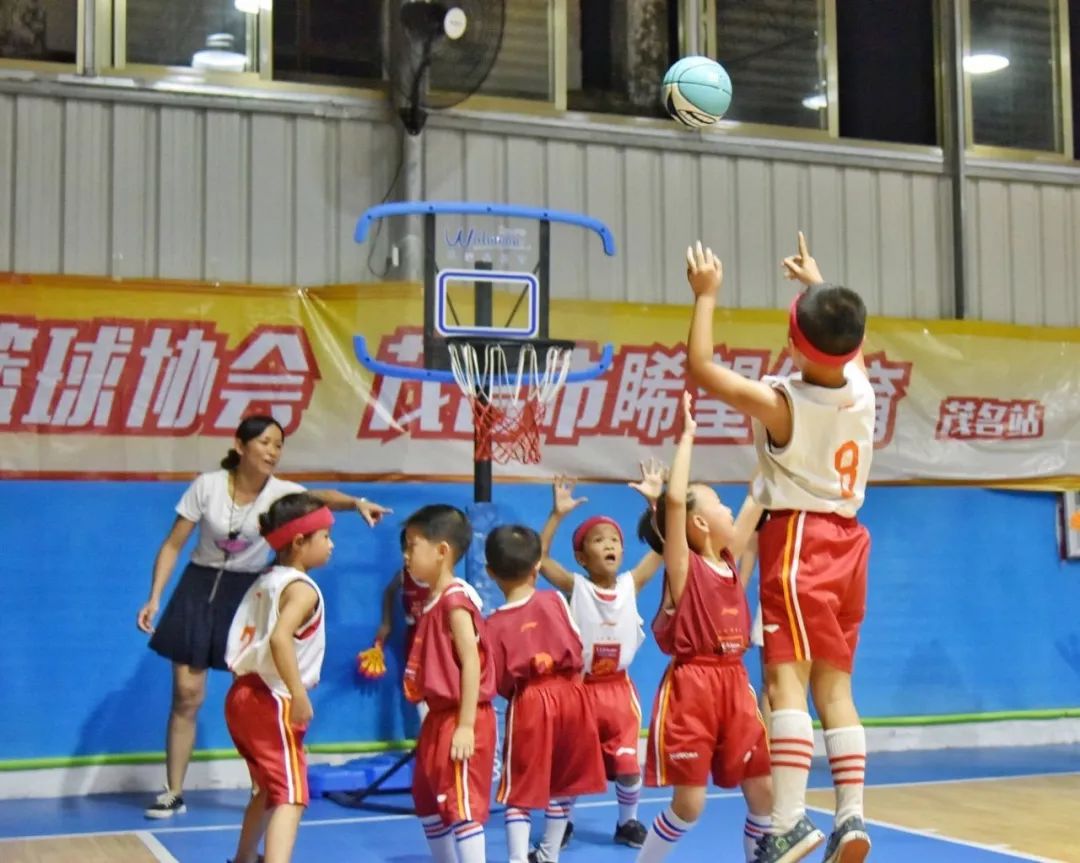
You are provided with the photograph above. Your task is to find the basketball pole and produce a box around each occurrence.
[473,260,494,504]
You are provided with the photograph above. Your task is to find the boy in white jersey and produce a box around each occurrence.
[224,492,334,863]
[685,234,874,863]
[537,460,665,852]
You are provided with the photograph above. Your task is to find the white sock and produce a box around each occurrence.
[421,815,456,863]
[635,806,695,863]
[504,806,531,863]
[825,725,866,828]
[769,709,815,832]
[454,820,485,863]
[743,813,771,862]
[536,798,571,860]
[616,778,642,826]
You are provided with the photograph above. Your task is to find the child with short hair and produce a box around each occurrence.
[402,504,496,863]
[484,524,608,863]
[537,461,665,848]
[634,393,772,863]
[685,233,874,863]
[224,492,336,863]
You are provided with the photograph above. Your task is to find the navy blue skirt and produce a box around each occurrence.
[149,563,260,671]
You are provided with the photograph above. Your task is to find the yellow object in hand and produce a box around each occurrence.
[356,640,387,680]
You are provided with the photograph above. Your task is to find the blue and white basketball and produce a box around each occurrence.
[662,56,732,128]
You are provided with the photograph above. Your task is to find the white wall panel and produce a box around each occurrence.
[62,101,111,276]
[0,95,13,273]
[111,104,158,279]
[157,108,204,279]
[204,111,248,284]
[14,97,63,273]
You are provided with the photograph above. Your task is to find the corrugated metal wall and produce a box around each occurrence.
[0,92,399,285]
[1,88,1078,325]
[423,127,952,318]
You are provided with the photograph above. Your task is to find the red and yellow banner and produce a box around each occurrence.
[1,275,1078,486]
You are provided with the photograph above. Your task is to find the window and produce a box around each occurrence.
[714,0,828,130]
[836,0,938,146]
[124,0,250,70]
[967,0,1064,153]
[273,0,383,86]
[0,0,77,63]
[567,0,679,117]
[479,0,552,100]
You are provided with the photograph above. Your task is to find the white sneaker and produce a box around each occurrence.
[144,787,186,819]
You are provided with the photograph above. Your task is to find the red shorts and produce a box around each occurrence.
[497,675,607,809]
[645,658,769,789]
[584,671,644,779]
[413,703,496,826]
[225,674,310,807]
[758,511,870,673]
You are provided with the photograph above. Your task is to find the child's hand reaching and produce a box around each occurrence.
[628,457,668,503]
[681,391,697,437]
[782,231,825,286]
[686,240,723,299]
[551,475,587,516]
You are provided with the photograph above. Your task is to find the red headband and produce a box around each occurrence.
[265,506,334,552]
[572,516,624,552]
[788,293,861,368]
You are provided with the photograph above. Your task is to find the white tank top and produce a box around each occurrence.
[569,572,644,675]
[226,565,325,697]
[752,362,875,518]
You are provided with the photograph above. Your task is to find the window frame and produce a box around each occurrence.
[0,0,85,74]
[962,0,1075,162]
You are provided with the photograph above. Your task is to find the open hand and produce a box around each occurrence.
[686,241,723,299]
[628,457,668,502]
[552,475,587,516]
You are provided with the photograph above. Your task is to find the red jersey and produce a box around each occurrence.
[400,567,430,628]
[652,550,750,661]
[485,590,584,700]
[403,580,496,711]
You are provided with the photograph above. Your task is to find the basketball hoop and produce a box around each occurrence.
[447,338,574,465]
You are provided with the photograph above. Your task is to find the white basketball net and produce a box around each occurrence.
[447,341,574,464]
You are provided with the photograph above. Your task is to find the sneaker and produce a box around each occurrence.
[613,818,648,848]
[144,788,186,819]
[561,820,574,849]
[822,817,871,863]
[753,817,825,863]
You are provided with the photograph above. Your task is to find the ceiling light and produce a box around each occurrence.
[964,53,1010,75]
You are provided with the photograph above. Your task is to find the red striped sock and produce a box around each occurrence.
[769,709,815,832]
[825,725,866,827]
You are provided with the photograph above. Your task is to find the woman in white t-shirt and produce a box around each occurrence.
[135,414,389,819]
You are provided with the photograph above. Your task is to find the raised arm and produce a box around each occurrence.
[664,393,696,605]
[685,241,792,445]
[627,457,667,592]
[783,230,867,377]
[539,476,586,594]
[729,487,765,562]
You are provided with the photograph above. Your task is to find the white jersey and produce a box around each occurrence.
[225,565,325,697]
[177,470,305,572]
[569,572,644,675]
[752,362,875,518]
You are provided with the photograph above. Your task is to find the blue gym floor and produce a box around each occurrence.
[2,746,1078,862]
